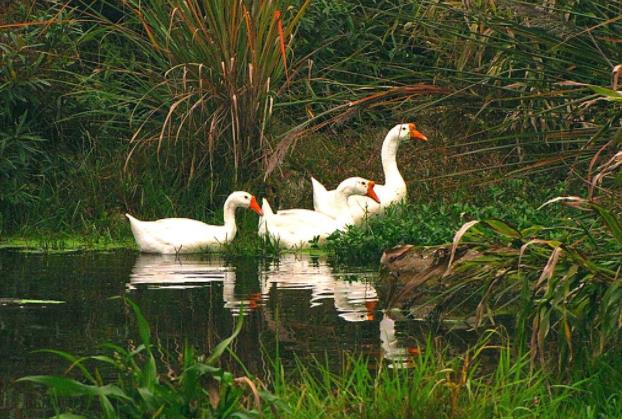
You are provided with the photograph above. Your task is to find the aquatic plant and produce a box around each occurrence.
[18,298,275,417]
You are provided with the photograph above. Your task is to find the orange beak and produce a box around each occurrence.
[248,292,262,310]
[408,346,421,356]
[249,196,263,216]
[408,123,427,142]
[365,300,378,321]
[367,181,381,204]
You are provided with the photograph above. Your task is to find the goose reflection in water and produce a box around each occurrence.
[259,254,378,322]
[379,311,422,368]
[128,254,379,322]
[127,254,262,315]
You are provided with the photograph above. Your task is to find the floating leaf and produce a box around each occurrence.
[0,298,65,305]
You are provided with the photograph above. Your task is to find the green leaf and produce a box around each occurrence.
[588,202,622,246]
[125,297,151,348]
[207,316,244,365]
[33,350,95,384]
[17,376,129,400]
[587,85,622,102]
[483,219,521,239]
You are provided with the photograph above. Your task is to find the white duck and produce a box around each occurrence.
[312,123,427,224]
[126,191,263,254]
[258,177,380,248]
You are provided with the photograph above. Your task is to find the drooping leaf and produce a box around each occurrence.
[483,219,521,239]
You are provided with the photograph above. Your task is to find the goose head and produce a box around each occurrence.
[338,177,381,203]
[391,123,428,143]
[228,191,263,216]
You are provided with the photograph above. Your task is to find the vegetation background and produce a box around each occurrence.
[4,0,622,416]
[3,0,620,240]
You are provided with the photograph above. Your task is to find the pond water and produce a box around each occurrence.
[0,250,476,416]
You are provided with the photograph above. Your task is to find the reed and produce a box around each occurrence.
[83,0,311,187]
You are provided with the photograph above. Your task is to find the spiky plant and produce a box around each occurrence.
[81,0,311,191]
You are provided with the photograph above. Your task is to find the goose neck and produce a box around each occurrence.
[381,133,404,186]
[222,198,238,238]
[334,183,353,207]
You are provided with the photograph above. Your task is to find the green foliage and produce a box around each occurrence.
[327,178,568,262]
[435,196,622,366]
[295,0,622,179]
[0,5,84,231]
[18,298,275,417]
[79,0,311,186]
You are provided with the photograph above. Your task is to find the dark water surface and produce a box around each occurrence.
[0,250,474,416]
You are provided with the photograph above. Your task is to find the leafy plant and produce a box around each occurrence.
[435,194,622,366]
[326,178,567,263]
[0,6,83,230]
[18,298,277,417]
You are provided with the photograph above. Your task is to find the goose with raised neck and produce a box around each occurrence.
[312,123,427,224]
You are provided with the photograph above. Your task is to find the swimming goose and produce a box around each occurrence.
[126,191,263,254]
[259,177,380,248]
[312,123,427,224]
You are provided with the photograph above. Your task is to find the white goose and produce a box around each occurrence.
[258,177,380,248]
[312,123,427,224]
[126,191,263,254]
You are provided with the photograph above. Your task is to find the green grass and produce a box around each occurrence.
[274,346,582,418]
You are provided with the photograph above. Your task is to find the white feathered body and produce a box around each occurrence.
[315,181,406,224]
[258,204,343,249]
[126,215,234,254]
